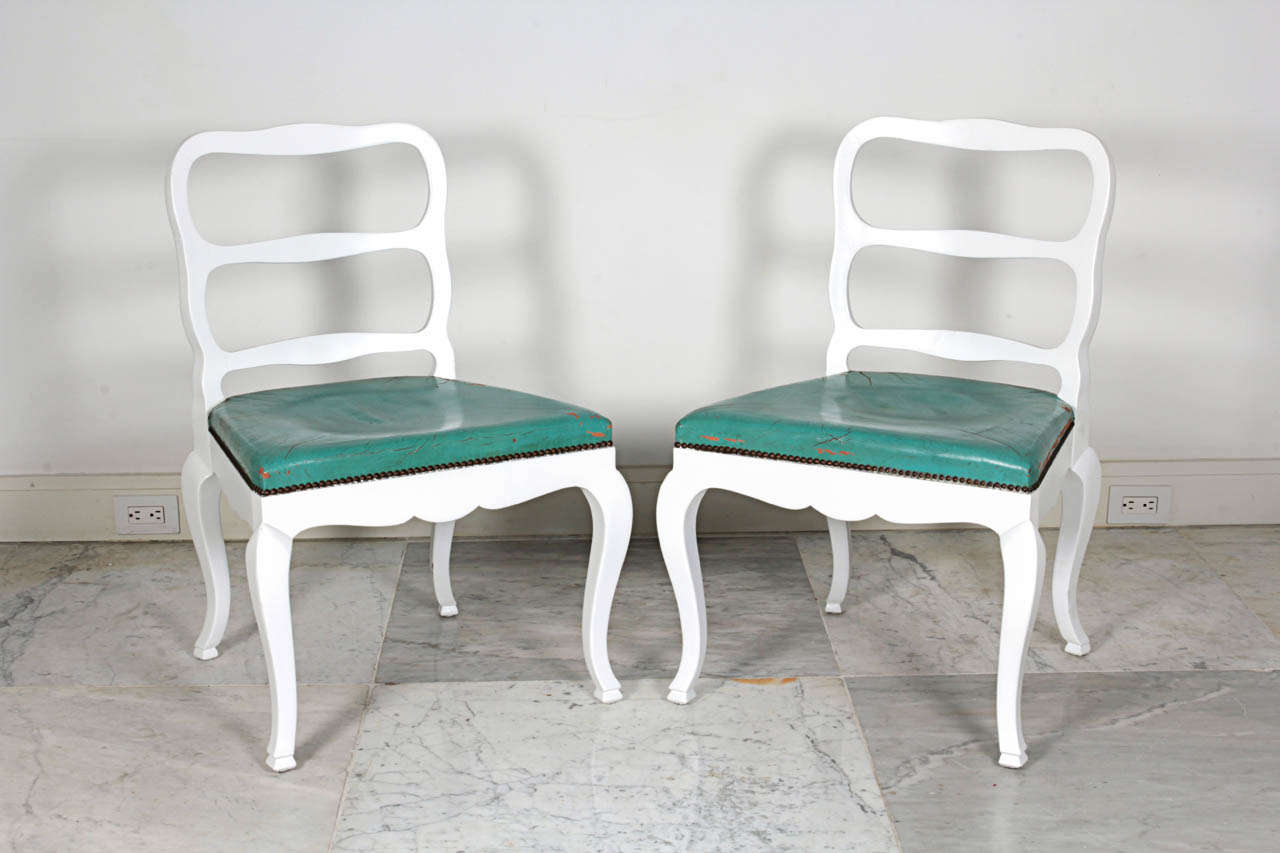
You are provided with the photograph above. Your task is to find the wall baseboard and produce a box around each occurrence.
[2,459,1277,542]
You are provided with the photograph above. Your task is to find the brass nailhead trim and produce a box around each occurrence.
[674,420,1073,494]
[210,428,613,496]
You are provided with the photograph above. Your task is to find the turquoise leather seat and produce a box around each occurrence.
[209,376,613,495]
[675,372,1073,491]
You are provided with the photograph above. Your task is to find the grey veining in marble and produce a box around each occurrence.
[377,536,837,684]
[796,527,1280,676]
[0,683,368,852]
[334,677,898,852]
[1181,525,1280,637]
[846,670,1280,853]
[0,539,403,686]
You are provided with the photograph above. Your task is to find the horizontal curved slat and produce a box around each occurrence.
[177,123,440,159]
[856,226,1073,262]
[209,230,427,268]
[223,331,437,371]
[844,327,1057,366]
[847,116,1106,156]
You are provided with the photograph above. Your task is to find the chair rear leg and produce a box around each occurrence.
[431,520,458,617]
[996,519,1046,769]
[1052,448,1100,656]
[183,453,230,660]
[246,523,297,772]
[657,473,708,705]
[580,468,632,704]
[825,517,851,614]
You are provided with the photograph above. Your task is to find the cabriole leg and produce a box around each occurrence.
[246,523,297,772]
[825,517,851,614]
[657,472,708,705]
[580,468,633,704]
[996,518,1046,769]
[1053,448,1100,656]
[183,453,230,660]
[431,520,458,617]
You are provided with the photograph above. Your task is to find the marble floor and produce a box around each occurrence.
[0,526,1277,851]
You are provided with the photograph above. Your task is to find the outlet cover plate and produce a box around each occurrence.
[1106,485,1173,525]
[113,494,180,535]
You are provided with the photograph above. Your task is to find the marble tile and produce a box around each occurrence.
[0,539,403,686]
[847,671,1280,852]
[377,536,837,684]
[796,527,1280,676]
[1180,525,1280,636]
[334,678,898,852]
[0,683,368,852]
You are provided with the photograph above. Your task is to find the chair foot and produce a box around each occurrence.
[824,602,843,615]
[666,687,696,705]
[1064,640,1091,656]
[438,604,459,618]
[594,687,623,704]
[264,753,297,773]
[192,645,219,661]
[998,750,1028,769]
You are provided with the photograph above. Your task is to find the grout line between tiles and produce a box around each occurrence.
[792,531,905,852]
[327,538,407,852]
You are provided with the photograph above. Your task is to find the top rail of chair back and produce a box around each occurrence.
[833,116,1113,254]
[167,122,446,265]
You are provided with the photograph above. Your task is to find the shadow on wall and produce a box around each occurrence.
[435,129,569,398]
[0,126,570,476]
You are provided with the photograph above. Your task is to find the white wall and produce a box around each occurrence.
[1,2,1277,517]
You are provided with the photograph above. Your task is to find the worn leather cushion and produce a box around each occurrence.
[675,371,1073,491]
[209,376,612,494]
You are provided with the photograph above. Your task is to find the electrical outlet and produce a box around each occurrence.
[113,495,180,535]
[1107,485,1172,525]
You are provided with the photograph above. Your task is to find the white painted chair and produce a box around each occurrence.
[656,117,1113,768]
[167,123,631,772]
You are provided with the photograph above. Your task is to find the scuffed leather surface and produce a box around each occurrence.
[675,371,1073,490]
[209,376,612,493]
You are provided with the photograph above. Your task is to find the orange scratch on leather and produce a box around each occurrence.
[733,677,778,685]
[780,677,797,684]
[700,435,721,441]
[588,431,605,437]
[724,437,744,443]
[259,467,270,479]
[816,448,852,456]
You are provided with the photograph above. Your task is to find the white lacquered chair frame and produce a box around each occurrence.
[168,123,631,772]
[657,117,1114,769]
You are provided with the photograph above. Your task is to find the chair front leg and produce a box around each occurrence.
[1052,447,1100,656]
[245,523,297,772]
[431,520,458,617]
[580,467,633,704]
[656,472,708,704]
[825,517,851,614]
[182,453,230,660]
[996,518,1046,769]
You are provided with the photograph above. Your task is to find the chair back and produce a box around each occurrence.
[167,123,454,454]
[825,117,1114,452]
